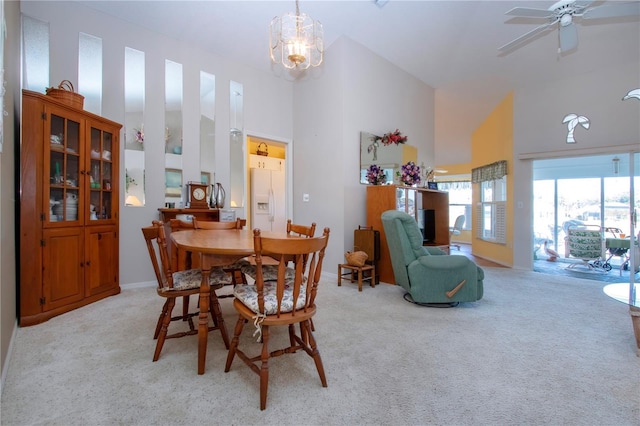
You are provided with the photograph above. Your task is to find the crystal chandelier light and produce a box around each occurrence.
[270,0,324,70]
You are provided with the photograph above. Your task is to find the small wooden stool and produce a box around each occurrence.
[338,263,376,291]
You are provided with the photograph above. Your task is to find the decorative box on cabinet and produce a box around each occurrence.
[366,185,450,284]
[19,90,122,326]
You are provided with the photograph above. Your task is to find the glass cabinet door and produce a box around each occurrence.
[396,187,416,216]
[89,126,114,221]
[47,112,81,224]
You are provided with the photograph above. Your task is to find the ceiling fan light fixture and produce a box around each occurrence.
[270,0,324,70]
[560,13,572,27]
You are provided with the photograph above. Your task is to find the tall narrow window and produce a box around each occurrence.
[22,15,49,93]
[473,161,507,243]
[78,33,102,115]
[164,60,183,202]
[199,72,215,188]
[229,81,244,209]
[478,177,507,243]
[124,47,145,207]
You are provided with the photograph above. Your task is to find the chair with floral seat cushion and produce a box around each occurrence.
[171,217,246,290]
[238,220,316,281]
[168,218,238,313]
[565,224,604,270]
[141,221,230,362]
[192,217,248,292]
[224,227,330,410]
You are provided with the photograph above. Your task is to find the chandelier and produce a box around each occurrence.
[270,0,324,70]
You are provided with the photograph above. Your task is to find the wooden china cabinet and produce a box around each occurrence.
[19,90,122,326]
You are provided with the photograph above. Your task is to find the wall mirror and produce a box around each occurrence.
[200,72,215,188]
[359,131,407,184]
[229,80,244,209]
[124,47,145,206]
[164,60,183,202]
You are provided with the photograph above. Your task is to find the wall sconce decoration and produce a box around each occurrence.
[562,113,590,143]
[622,88,640,101]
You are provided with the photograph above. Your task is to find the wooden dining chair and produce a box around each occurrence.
[224,227,330,410]
[141,221,230,362]
[169,218,239,312]
[192,217,243,231]
[287,219,316,238]
[239,220,317,281]
[192,217,248,290]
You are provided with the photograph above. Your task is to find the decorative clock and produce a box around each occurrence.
[187,182,209,209]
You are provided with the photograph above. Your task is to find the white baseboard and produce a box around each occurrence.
[474,254,512,268]
[120,280,156,290]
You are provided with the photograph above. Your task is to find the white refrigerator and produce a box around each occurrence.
[250,159,286,232]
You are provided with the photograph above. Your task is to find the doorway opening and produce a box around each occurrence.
[532,153,639,282]
[245,135,291,231]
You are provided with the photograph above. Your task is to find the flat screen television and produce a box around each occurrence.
[417,209,436,243]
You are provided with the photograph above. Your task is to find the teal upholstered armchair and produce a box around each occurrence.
[381,210,484,305]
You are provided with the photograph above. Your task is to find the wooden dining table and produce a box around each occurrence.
[170,228,300,374]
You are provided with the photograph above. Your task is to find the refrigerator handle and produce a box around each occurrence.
[268,188,275,222]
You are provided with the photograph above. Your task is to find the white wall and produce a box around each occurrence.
[1,0,20,391]
[20,1,294,285]
[512,59,640,269]
[293,36,435,269]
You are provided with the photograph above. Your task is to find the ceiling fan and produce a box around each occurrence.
[498,0,640,53]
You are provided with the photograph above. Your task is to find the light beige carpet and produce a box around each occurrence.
[1,267,639,425]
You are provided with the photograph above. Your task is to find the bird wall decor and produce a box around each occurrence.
[623,88,640,101]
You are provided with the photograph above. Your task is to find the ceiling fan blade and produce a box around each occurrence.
[559,22,579,52]
[574,0,596,7]
[498,22,555,52]
[504,6,553,18]
[582,1,640,19]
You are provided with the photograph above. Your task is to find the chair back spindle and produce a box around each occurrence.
[142,221,175,290]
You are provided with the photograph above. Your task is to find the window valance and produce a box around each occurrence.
[471,160,507,183]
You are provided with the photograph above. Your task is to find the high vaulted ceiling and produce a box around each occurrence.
[77,0,640,165]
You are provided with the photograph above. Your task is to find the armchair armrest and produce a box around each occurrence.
[416,254,474,270]
[424,246,447,255]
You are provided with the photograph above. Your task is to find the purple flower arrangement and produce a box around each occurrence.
[400,161,420,186]
[366,164,387,185]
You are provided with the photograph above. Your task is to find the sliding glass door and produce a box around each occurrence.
[533,154,638,277]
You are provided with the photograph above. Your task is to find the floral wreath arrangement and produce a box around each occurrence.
[376,129,408,146]
[366,164,387,185]
[399,161,421,186]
